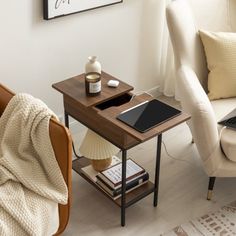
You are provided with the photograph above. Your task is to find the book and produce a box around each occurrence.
[97,170,148,190]
[80,156,121,182]
[81,157,148,200]
[96,172,149,197]
[99,180,149,200]
[96,159,145,188]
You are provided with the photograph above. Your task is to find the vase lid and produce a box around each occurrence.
[88,56,97,62]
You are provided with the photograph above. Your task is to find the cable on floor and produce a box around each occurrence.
[72,141,82,159]
[162,140,193,166]
[130,91,154,101]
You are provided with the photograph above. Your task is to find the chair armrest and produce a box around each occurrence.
[178,65,219,162]
[50,118,72,235]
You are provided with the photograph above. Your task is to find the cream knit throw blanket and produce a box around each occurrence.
[0,94,68,236]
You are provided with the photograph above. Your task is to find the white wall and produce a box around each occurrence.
[1,0,162,115]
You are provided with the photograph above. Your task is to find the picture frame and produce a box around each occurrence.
[43,0,123,20]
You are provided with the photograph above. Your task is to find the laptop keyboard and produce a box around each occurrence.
[227,117,236,124]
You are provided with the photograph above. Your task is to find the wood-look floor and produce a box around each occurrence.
[63,96,236,236]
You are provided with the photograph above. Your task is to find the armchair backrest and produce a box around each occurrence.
[166,0,208,91]
[166,0,236,91]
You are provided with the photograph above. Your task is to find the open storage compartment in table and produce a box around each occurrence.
[95,93,132,110]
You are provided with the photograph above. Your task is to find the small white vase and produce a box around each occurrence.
[85,56,101,74]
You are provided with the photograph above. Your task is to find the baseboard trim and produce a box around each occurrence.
[146,86,161,98]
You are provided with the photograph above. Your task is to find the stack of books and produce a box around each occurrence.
[96,159,149,200]
[80,156,121,182]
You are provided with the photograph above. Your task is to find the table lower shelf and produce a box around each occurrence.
[72,158,155,207]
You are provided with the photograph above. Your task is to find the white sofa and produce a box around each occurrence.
[166,0,236,199]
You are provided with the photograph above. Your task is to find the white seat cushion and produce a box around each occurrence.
[211,97,236,162]
[211,97,236,121]
[220,127,236,162]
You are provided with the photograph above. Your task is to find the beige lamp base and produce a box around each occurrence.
[91,157,112,171]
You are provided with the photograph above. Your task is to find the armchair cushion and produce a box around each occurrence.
[221,127,236,162]
[199,30,236,100]
[211,98,236,121]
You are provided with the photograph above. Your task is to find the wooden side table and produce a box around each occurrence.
[52,71,190,226]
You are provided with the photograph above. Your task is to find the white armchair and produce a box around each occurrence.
[166,0,236,200]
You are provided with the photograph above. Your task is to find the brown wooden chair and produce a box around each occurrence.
[0,83,72,235]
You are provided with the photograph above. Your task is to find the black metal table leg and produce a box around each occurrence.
[64,111,81,159]
[121,149,127,226]
[154,134,162,207]
[64,111,69,128]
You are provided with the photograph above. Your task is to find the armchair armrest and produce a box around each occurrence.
[50,118,72,235]
[177,65,219,162]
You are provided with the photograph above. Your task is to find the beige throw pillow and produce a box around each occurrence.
[199,30,236,100]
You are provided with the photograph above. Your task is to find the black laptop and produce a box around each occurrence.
[117,99,182,133]
[218,108,236,129]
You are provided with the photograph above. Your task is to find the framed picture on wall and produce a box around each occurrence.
[43,0,123,20]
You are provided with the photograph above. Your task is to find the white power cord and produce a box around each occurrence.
[162,140,194,166]
[130,91,154,101]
